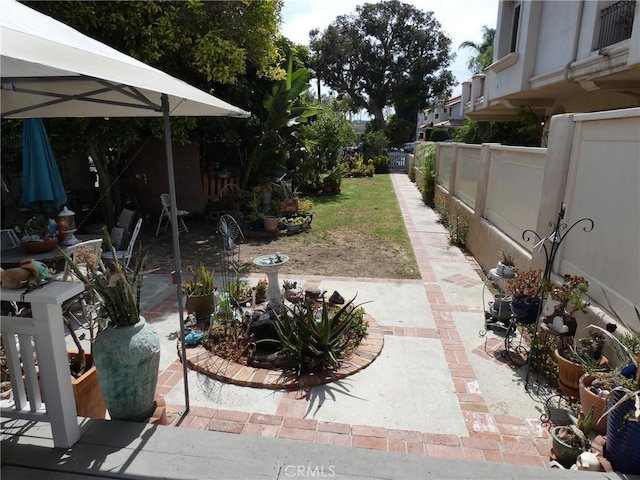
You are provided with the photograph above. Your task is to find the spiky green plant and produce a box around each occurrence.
[273,297,366,376]
[60,227,145,327]
[182,264,215,297]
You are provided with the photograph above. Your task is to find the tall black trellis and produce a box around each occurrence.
[217,214,244,299]
[523,202,594,389]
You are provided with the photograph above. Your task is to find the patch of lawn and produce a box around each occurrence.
[301,175,419,278]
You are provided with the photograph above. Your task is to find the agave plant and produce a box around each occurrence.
[272,296,367,377]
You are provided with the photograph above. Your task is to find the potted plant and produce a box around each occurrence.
[555,327,608,399]
[263,199,281,234]
[550,408,593,468]
[61,247,107,419]
[282,279,302,304]
[270,178,300,214]
[506,269,544,324]
[594,305,640,474]
[576,323,632,435]
[243,188,265,231]
[496,250,516,278]
[62,228,160,422]
[297,198,313,215]
[225,278,253,307]
[545,275,590,336]
[1,288,107,419]
[182,264,216,321]
[255,279,268,304]
[322,166,343,193]
[579,371,616,435]
[15,214,59,253]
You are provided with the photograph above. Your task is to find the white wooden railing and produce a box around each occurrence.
[1,281,84,448]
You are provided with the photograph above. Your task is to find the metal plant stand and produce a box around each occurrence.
[480,273,530,367]
[521,203,594,396]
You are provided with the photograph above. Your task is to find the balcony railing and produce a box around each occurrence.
[597,0,636,49]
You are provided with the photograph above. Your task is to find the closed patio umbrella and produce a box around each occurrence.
[22,118,67,212]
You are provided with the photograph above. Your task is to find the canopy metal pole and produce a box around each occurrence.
[161,93,189,414]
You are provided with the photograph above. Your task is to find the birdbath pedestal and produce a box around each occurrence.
[252,253,289,310]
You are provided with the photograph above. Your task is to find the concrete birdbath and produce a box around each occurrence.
[252,253,289,311]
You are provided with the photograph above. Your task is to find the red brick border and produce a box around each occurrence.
[177,314,383,390]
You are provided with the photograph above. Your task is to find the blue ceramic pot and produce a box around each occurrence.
[605,389,640,474]
[510,297,540,325]
[93,317,160,422]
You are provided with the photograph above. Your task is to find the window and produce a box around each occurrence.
[510,4,521,53]
[597,0,636,49]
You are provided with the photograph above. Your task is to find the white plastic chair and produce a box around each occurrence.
[1,229,20,249]
[155,193,189,236]
[102,218,142,271]
[62,238,106,281]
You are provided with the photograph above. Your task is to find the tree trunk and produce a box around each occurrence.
[370,106,386,131]
[89,144,116,229]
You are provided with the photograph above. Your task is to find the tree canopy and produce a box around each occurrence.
[26,0,285,88]
[309,0,455,131]
[10,1,291,223]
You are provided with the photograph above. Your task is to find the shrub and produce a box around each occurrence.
[434,193,449,228]
[448,204,469,248]
[370,155,390,174]
[416,142,436,206]
[429,128,450,142]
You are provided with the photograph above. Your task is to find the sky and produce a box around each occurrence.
[280,0,500,98]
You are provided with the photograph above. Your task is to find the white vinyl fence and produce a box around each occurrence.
[434,107,640,332]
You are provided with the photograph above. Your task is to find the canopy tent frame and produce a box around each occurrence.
[1,0,251,417]
[4,76,168,116]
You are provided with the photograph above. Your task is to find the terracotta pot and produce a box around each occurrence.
[555,348,608,400]
[20,238,58,254]
[36,351,106,419]
[263,216,279,234]
[69,351,107,419]
[280,198,298,213]
[554,348,584,399]
[578,374,607,434]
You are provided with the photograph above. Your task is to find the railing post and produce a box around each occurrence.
[1,281,85,448]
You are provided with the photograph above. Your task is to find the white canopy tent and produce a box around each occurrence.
[1,0,251,413]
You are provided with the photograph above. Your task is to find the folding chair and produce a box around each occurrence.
[155,193,189,236]
[102,218,142,271]
[116,208,136,247]
[0,229,20,249]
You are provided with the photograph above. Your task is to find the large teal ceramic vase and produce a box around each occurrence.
[93,317,160,422]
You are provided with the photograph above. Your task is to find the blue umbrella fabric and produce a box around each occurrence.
[22,118,67,212]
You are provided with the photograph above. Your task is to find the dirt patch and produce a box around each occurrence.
[139,219,420,280]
